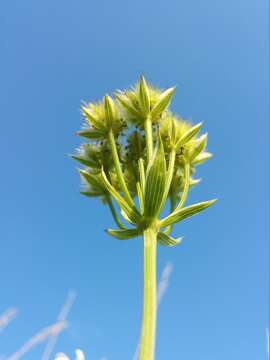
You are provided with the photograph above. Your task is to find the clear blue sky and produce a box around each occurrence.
[0,1,268,359]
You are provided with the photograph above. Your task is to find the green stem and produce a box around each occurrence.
[106,195,127,230]
[108,131,134,207]
[175,158,190,211]
[139,227,157,360]
[144,116,153,163]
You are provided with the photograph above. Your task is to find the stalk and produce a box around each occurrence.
[144,116,153,162]
[139,227,157,360]
[108,130,134,207]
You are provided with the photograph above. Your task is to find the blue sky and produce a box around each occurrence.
[0,0,268,359]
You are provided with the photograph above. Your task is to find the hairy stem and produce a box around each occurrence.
[144,116,153,163]
[139,227,157,360]
[108,130,134,207]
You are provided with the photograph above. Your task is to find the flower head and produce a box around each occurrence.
[73,76,216,244]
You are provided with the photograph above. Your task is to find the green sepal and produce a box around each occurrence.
[79,170,105,193]
[192,151,213,165]
[157,232,183,246]
[144,136,166,217]
[77,129,105,140]
[106,228,141,240]
[160,199,217,227]
[189,134,208,161]
[150,87,175,119]
[175,122,203,150]
[100,167,141,225]
[139,75,151,114]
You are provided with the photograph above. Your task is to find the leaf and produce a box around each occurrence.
[100,168,141,225]
[150,87,175,119]
[160,199,217,227]
[157,232,183,246]
[139,75,150,114]
[77,129,105,140]
[189,134,208,161]
[144,136,166,217]
[192,152,213,165]
[175,122,203,150]
[106,228,141,240]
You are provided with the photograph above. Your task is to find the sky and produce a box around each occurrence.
[0,0,268,359]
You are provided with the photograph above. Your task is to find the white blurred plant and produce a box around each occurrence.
[55,349,85,360]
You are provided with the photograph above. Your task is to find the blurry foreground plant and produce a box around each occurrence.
[73,76,216,360]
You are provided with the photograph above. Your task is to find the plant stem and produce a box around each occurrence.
[144,116,153,163]
[139,227,157,360]
[108,130,134,207]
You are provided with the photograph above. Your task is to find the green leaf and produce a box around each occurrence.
[115,93,142,118]
[106,228,141,240]
[157,232,182,246]
[175,122,203,150]
[144,136,166,218]
[77,129,105,140]
[192,152,213,165]
[139,75,150,114]
[100,168,141,225]
[150,87,175,119]
[189,133,208,161]
[160,199,217,227]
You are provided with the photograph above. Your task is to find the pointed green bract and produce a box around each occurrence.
[104,95,116,126]
[150,87,175,120]
[139,75,151,114]
[81,106,105,131]
[115,92,142,118]
[157,232,182,246]
[175,122,203,150]
[189,133,208,161]
[192,151,213,165]
[144,136,166,218]
[107,228,141,240]
[160,199,217,228]
[77,129,105,140]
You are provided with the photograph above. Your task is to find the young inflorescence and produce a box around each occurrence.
[73,76,216,244]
